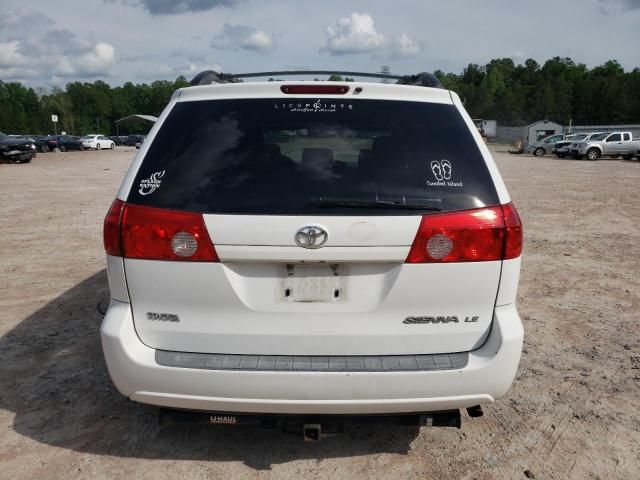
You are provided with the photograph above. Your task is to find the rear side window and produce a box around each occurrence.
[129,98,499,215]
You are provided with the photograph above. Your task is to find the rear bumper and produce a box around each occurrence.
[2,151,35,161]
[101,301,523,414]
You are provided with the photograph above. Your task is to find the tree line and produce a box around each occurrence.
[0,77,189,136]
[1,57,639,136]
[435,57,640,125]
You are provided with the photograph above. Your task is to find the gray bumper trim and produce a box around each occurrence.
[155,350,469,372]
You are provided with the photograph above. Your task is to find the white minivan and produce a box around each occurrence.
[101,71,524,435]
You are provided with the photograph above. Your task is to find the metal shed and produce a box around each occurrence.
[114,114,158,137]
[525,120,562,145]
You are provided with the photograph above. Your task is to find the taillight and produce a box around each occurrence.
[405,203,522,263]
[501,202,523,259]
[103,201,219,262]
[280,85,349,94]
[104,199,125,256]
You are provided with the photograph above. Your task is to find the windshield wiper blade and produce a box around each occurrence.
[310,198,442,211]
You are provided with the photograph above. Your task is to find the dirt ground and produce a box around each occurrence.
[0,146,639,480]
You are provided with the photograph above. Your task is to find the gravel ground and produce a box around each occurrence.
[0,146,639,479]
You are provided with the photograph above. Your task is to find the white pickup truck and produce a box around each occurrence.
[570,131,640,160]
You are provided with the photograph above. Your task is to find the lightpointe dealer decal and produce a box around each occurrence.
[138,170,165,196]
[427,159,463,188]
[274,99,353,113]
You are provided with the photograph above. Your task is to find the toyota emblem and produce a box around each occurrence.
[295,226,328,249]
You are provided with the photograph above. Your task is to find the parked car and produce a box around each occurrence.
[125,134,146,147]
[31,135,59,152]
[570,131,640,160]
[109,135,128,146]
[81,134,115,150]
[101,72,525,435]
[0,131,36,163]
[55,135,85,152]
[552,132,604,158]
[526,133,566,157]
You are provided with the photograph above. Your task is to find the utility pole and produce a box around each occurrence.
[379,65,391,84]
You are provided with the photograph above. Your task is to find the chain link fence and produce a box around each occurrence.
[496,124,640,145]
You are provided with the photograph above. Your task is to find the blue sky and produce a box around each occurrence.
[1,0,639,86]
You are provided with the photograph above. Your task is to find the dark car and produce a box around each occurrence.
[0,131,36,163]
[55,135,85,152]
[125,134,146,147]
[31,135,59,152]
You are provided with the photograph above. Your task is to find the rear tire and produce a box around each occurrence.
[586,148,600,161]
[41,144,49,153]
[96,143,101,150]
[110,143,115,150]
[534,147,545,157]
[79,144,85,151]
[59,145,66,152]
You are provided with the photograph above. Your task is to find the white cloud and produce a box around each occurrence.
[241,30,273,52]
[174,61,222,75]
[389,34,420,58]
[211,23,274,53]
[0,11,117,82]
[322,13,420,58]
[323,12,385,55]
[136,61,223,81]
[0,40,29,67]
[80,43,116,74]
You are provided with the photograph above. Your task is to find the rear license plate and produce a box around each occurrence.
[281,264,344,302]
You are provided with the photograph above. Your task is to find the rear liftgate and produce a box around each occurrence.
[158,407,484,441]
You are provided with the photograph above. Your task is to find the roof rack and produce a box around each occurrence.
[189,70,443,89]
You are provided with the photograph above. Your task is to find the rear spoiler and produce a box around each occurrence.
[189,70,443,89]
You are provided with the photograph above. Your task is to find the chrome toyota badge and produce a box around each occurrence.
[295,226,328,249]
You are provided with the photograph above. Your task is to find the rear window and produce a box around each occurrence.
[129,98,498,215]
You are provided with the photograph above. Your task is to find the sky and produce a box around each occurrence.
[1,0,639,87]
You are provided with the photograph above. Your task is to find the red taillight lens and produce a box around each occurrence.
[502,202,523,259]
[114,203,218,262]
[104,199,125,256]
[406,205,522,263]
[280,85,349,94]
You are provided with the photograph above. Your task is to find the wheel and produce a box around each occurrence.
[79,144,85,151]
[110,143,115,150]
[622,155,632,160]
[59,145,66,152]
[41,144,49,153]
[96,143,101,150]
[534,147,545,157]
[556,154,565,159]
[586,148,600,161]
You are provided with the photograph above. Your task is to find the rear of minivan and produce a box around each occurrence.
[101,81,523,417]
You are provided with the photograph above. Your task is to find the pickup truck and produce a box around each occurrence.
[570,131,640,160]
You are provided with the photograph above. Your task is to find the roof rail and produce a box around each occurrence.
[189,70,443,89]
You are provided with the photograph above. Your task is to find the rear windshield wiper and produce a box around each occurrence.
[310,198,442,211]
